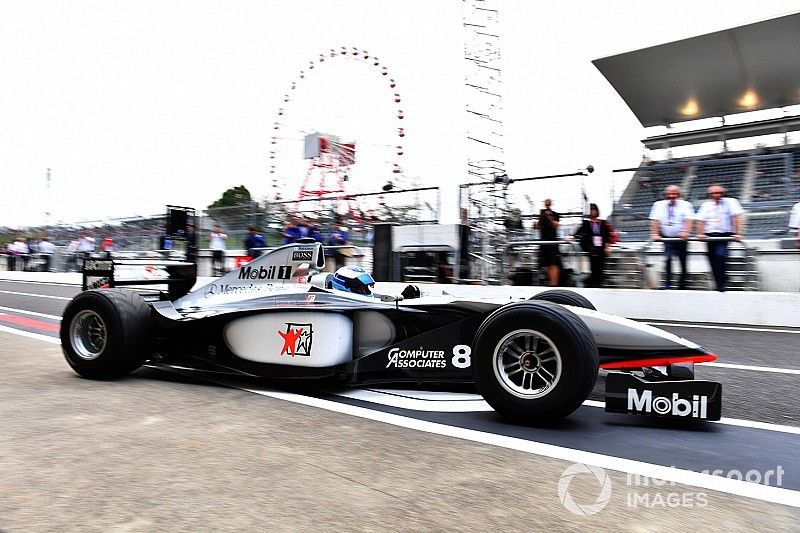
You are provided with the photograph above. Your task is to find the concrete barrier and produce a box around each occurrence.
[376,283,800,328]
[2,271,798,328]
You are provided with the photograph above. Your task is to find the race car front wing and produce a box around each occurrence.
[605,372,722,421]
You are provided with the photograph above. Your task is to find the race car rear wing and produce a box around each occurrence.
[82,257,197,300]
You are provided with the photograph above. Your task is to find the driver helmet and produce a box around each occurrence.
[329,266,375,296]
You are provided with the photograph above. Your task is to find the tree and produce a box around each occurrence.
[207,185,259,233]
[208,185,252,209]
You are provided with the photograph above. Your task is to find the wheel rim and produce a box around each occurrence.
[70,310,107,360]
[493,329,562,399]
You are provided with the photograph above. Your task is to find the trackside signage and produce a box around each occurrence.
[605,373,721,420]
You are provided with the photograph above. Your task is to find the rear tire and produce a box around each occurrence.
[60,289,153,379]
[530,289,595,310]
[473,301,598,423]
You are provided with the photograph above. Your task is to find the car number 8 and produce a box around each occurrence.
[452,345,472,368]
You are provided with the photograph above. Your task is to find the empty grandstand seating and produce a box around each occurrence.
[611,145,799,242]
[686,160,746,204]
[611,164,690,240]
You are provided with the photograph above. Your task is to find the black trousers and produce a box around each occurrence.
[706,233,732,291]
[663,239,688,289]
[587,252,605,288]
[212,250,225,275]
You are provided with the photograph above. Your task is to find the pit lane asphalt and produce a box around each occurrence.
[1,280,799,526]
[3,333,798,531]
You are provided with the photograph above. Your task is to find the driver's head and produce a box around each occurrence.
[330,266,375,296]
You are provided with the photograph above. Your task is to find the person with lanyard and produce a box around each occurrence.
[574,203,611,288]
[649,185,695,289]
[694,184,744,292]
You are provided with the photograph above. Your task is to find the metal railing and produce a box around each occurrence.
[640,237,760,291]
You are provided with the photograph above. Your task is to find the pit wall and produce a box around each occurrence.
[2,271,798,328]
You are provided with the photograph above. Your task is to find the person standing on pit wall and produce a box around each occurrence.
[574,203,612,288]
[209,225,228,276]
[244,226,267,259]
[534,198,561,286]
[649,185,695,290]
[694,184,744,292]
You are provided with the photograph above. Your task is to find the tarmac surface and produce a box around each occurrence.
[1,278,799,531]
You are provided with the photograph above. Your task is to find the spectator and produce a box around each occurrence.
[244,226,267,258]
[574,203,612,288]
[77,233,95,258]
[309,223,323,243]
[694,184,744,292]
[100,235,114,253]
[649,185,695,289]
[159,234,173,250]
[297,217,311,240]
[504,208,524,238]
[185,223,198,263]
[534,198,561,286]
[37,236,56,272]
[6,237,30,271]
[282,218,300,244]
[327,219,351,269]
[790,200,800,249]
[66,237,80,271]
[209,225,228,276]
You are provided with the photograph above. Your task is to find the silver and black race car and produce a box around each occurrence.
[61,241,722,423]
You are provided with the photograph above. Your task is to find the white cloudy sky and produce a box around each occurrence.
[1,1,798,227]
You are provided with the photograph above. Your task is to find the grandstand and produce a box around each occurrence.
[611,146,800,240]
[595,12,800,242]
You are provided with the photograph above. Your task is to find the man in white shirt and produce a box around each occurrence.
[694,184,745,292]
[789,201,800,249]
[209,225,228,276]
[37,236,56,272]
[649,185,695,289]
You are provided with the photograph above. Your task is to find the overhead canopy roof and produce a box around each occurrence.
[593,12,800,128]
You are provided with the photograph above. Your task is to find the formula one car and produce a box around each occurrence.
[61,241,722,423]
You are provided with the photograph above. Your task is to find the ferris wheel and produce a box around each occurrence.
[268,46,411,214]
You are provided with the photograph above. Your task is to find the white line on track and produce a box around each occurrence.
[0,305,62,320]
[340,389,800,435]
[0,278,80,287]
[701,361,800,376]
[0,324,60,344]
[0,289,72,300]
[240,385,800,508]
[646,322,800,334]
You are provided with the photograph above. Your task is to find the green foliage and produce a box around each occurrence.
[208,185,252,209]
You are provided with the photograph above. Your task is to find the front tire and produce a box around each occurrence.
[473,301,598,423]
[60,289,153,379]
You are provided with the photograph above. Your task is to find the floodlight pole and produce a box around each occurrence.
[45,168,51,225]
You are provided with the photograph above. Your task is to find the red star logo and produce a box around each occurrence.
[278,327,304,356]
